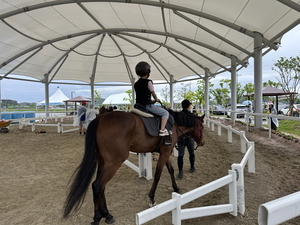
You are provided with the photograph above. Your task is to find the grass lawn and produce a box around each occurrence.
[278,120,300,138]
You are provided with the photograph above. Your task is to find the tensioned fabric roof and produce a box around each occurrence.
[0,0,299,87]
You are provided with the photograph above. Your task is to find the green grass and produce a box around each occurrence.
[264,120,300,137]
[278,120,300,137]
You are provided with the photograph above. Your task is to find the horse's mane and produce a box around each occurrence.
[168,108,196,127]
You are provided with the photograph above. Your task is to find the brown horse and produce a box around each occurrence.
[63,110,205,224]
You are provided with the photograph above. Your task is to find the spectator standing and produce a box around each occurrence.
[85,107,99,128]
[268,103,279,130]
[245,103,253,124]
[73,102,87,135]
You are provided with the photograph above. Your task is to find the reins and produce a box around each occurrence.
[174,119,202,151]
[159,102,203,150]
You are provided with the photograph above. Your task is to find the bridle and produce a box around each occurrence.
[192,119,204,150]
[175,118,204,150]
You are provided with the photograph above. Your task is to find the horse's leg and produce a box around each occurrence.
[91,162,122,225]
[148,151,170,207]
[165,158,180,193]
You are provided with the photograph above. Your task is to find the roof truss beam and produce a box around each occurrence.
[115,34,172,83]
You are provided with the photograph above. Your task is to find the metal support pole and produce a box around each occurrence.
[131,78,135,110]
[170,75,174,108]
[44,74,50,117]
[204,69,210,117]
[254,32,263,129]
[231,56,237,124]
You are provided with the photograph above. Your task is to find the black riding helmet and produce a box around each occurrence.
[135,61,151,76]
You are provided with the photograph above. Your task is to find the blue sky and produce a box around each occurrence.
[1,25,299,103]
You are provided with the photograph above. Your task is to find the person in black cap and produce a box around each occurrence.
[177,99,196,180]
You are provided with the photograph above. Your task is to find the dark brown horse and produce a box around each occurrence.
[63,110,205,224]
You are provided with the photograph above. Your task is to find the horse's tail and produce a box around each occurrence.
[63,118,99,218]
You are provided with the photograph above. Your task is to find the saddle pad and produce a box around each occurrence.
[130,108,154,117]
[138,114,174,137]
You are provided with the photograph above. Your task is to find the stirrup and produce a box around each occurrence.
[163,136,172,146]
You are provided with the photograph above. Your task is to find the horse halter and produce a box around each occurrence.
[192,119,204,150]
[175,119,204,150]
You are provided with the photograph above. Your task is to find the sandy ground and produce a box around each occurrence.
[0,117,299,225]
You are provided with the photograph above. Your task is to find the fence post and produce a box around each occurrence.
[58,123,62,133]
[240,131,246,153]
[173,147,178,157]
[172,192,181,225]
[228,170,237,216]
[268,117,272,139]
[19,121,23,129]
[217,122,222,136]
[231,163,245,215]
[228,125,232,143]
[206,119,210,128]
[139,153,152,180]
[248,142,255,173]
[211,122,215,131]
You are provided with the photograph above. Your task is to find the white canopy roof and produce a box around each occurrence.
[37,86,69,105]
[103,92,181,105]
[0,0,299,86]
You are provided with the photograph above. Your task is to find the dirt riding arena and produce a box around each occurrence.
[0,118,299,225]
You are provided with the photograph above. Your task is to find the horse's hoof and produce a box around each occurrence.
[105,217,116,224]
[149,201,156,207]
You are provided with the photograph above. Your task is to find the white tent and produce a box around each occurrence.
[37,87,69,106]
[103,92,181,105]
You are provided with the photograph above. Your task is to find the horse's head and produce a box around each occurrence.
[191,114,205,147]
[99,106,107,115]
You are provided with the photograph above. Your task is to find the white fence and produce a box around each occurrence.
[210,109,300,139]
[17,115,77,133]
[136,117,255,224]
[124,153,153,180]
[258,191,300,225]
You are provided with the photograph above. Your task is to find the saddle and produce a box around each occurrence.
[131,103,174,137]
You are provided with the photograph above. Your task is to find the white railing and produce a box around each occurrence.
[205,108,300,140]
[136,118,255,224]
[258,191,300,225]
[136,170,237,225]
[17,115,76,133]
[124,152,153,180]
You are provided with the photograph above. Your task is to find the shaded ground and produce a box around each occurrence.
[0,118,299,225]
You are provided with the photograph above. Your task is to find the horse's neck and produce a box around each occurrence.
[176,126,193,136]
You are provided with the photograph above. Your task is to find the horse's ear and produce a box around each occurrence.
[199,114,205,121]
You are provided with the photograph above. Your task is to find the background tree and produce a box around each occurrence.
[194,79,213,109]
[272,55,300,115]
[263,80,281,88]
[211,79,230,105]
[177,83,192,100]
[221,79,245,104]
[160,85,171,107]
[94,90,102,107]
[123,89,132,106]
[244,83,254,101]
